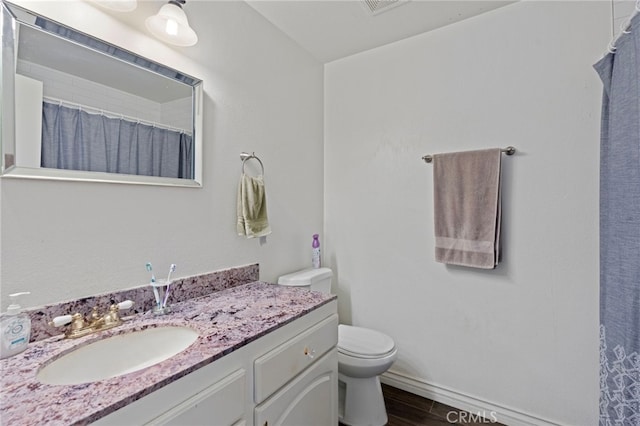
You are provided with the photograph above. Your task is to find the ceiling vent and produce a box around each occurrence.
[362,0,409,16]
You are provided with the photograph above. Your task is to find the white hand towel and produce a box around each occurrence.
[237,174,271,238]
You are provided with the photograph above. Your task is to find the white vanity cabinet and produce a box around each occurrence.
[95,300,338,426]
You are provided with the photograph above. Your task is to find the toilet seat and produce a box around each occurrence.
[338,325,396,359]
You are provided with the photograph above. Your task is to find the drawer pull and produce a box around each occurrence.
[304,347,316,359]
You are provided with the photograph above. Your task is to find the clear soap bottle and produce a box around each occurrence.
[0,292,31,360]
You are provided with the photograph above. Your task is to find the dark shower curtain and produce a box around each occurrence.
[41,102,193,179]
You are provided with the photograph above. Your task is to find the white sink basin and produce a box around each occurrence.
[37,326,199,385]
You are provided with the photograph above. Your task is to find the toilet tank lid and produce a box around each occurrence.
[277,267,333,286]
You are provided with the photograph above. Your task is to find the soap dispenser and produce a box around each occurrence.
[0,292,31,360]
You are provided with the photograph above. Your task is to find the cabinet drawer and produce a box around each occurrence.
[254,314,338,403]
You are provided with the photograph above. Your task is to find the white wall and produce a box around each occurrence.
[161,97,193,132]
[0,1,324,308]
[324,2,609,425]
[614,0,637,34]
[14,75,43,168]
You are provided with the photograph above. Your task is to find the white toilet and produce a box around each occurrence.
[278,267,397,426]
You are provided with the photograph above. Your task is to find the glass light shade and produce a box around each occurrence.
[145,2,198,47]
[90,0,137,12]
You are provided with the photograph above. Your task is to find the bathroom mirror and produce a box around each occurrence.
[0,2,203,187]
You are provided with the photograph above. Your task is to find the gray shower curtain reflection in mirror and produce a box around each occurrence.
[41,102,193,179]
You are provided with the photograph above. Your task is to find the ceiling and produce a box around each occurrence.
[245,0,515,63]
[103,0,515,64]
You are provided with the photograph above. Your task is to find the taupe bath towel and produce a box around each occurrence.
[432,148,502,269]
[237,174,271,238]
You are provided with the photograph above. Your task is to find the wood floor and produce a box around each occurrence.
[382,384,505,426]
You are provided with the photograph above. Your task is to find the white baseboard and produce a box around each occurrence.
[381,370,563,426]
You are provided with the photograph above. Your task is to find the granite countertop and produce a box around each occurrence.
[0,281,336,426]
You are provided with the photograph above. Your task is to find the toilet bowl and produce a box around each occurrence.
[278,268,397,426]
[338,324,397,426]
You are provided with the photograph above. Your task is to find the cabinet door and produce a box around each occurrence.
[149,369,245,426]
[255,349,337,426]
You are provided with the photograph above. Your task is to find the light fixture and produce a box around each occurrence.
[89,0,137,12]
[145,0,198,47]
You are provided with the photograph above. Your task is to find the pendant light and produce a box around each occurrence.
[145,0,198,47]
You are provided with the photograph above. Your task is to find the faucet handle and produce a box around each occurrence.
[50,313,86,331]
[117,300,134,310]
[105,300,135,325]
[50,314,73,327]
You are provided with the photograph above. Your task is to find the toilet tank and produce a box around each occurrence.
[277,268,333,294]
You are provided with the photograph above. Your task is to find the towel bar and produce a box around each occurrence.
[421,146,516,164]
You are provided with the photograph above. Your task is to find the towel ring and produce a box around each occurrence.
[240,152,264,175]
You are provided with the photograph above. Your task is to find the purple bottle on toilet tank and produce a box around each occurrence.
[312,234,321,268]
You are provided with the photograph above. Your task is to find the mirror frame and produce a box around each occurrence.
[0,2,203,187]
